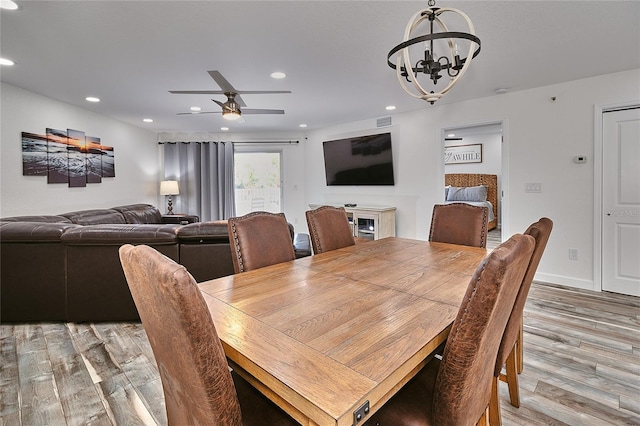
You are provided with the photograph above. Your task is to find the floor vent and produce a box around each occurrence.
[377,116,392,128]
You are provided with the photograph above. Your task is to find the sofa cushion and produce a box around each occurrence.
[112,204,162,224]
[61,224,180,245]
[0,221,81,242]
[0,215,72,223]
[61,208,126,225]
[177,220,229,242]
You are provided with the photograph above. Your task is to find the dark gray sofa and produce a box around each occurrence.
[0,204,311,322]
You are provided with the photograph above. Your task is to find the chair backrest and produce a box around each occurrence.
[305,206,356,254]
[429,203,489,248]
[494,217,553,375]
[228,211,295,273]
[433,233,535,425]
[118,244,242,425]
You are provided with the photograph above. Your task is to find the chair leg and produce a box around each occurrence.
[489,376,501,426]
[517,318,524,373]
[505,345,521,408]
[478,405,489,426]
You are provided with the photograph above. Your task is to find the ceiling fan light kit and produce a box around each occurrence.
[388,0,481,104]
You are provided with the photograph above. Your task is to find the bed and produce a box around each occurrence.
[445,173,498,231]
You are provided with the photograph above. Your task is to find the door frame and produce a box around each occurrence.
[593,101,640,292]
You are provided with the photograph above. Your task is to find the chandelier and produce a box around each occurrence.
[387,0,481,104]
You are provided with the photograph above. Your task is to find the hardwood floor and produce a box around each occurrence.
[2,230,639,425]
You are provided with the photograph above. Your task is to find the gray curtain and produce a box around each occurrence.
[162,141,235,221]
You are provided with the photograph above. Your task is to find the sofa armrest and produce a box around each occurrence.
[293,233,311,258]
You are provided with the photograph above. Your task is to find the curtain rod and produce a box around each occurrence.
[158,140,299,145]
[233,140,299,145]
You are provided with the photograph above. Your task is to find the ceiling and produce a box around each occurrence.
[1,1,639,134]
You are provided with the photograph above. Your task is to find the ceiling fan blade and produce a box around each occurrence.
[169,90,227,94]
[208,70,237,93]
[212,99,226,109]
[243,108,285,115]
[177,111,220,115]
[234,90,292,94]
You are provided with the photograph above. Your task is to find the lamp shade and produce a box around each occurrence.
[160,180,179,195]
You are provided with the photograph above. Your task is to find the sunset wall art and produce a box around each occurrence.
[21,128,115,187]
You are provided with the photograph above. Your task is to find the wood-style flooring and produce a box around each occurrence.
[2,230,639,425]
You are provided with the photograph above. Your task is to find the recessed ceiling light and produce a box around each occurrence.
[385,105,396,111]
[0,1,18,10]
[85,96,100,103]
[299,123,308,128]
[220,127,229,131]
[190,106,202,112]
[143,118,153,123]
[447,133,456,137]
[0,58,15,66]
[270,72,286,79]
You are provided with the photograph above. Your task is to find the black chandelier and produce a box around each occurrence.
[388,0,481,104]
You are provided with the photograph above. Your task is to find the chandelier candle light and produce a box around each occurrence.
[160,180,180,215]
[388,0,481,104]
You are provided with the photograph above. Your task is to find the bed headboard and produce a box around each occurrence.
[445,173,498,230]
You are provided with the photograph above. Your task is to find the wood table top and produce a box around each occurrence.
[199,237,488,426]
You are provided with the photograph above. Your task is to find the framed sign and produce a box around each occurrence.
[444,143,482,164]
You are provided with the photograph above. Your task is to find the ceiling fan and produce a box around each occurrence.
[170,70,290,121]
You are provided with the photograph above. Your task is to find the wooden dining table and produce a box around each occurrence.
[198,237,488,426]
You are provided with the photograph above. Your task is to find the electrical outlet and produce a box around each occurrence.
[569,248,579,260]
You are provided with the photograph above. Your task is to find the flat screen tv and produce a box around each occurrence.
[322,132,395,186]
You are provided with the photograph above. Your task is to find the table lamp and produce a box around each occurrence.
[160,180,179,214]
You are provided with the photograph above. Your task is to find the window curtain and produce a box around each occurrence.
[161,139,235,221]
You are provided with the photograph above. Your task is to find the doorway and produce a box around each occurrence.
[443,121,505,242]
[601,106,640,296]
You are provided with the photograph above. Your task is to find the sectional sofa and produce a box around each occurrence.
[0,204,311,322]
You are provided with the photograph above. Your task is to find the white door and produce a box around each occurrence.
[602,107,640,296]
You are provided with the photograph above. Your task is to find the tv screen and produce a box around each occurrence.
[322,132,395,186]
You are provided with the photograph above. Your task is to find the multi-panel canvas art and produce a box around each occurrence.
[22,128,115,186]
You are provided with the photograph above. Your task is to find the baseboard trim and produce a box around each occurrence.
[534,273,596,292]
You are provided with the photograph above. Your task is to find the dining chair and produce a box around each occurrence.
[228,211,296,273]
[429,203,489,248]
[118,244,298,426]
[489,217,553,425]
[305,205,356,254]
[364,233,535,426]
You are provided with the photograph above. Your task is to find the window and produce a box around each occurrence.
[234,151,282,215]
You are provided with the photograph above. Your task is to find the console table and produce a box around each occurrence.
[309,204,396,240]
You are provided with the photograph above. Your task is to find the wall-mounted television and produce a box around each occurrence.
[322,132,395,186]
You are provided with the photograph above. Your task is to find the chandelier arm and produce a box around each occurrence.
[387,32,481,70]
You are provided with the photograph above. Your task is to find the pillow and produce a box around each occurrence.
[445,185,451,199]
[446,185,488,202]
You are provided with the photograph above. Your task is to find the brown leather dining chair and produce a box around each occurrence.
[429,203,489,248]
[364,233,535,426]
[489,217,553,425]
[305,205,356,254]
[118,244,298,426]
[228,211,296,273]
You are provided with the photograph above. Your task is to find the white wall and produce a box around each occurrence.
[0,83,159,216]
[3,69,639,292]
[302,68,640,291]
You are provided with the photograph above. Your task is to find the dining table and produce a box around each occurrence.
[198,237,488,426]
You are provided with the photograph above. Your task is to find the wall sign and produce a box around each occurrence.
[22,128,115,187]
[444,143,482,165]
